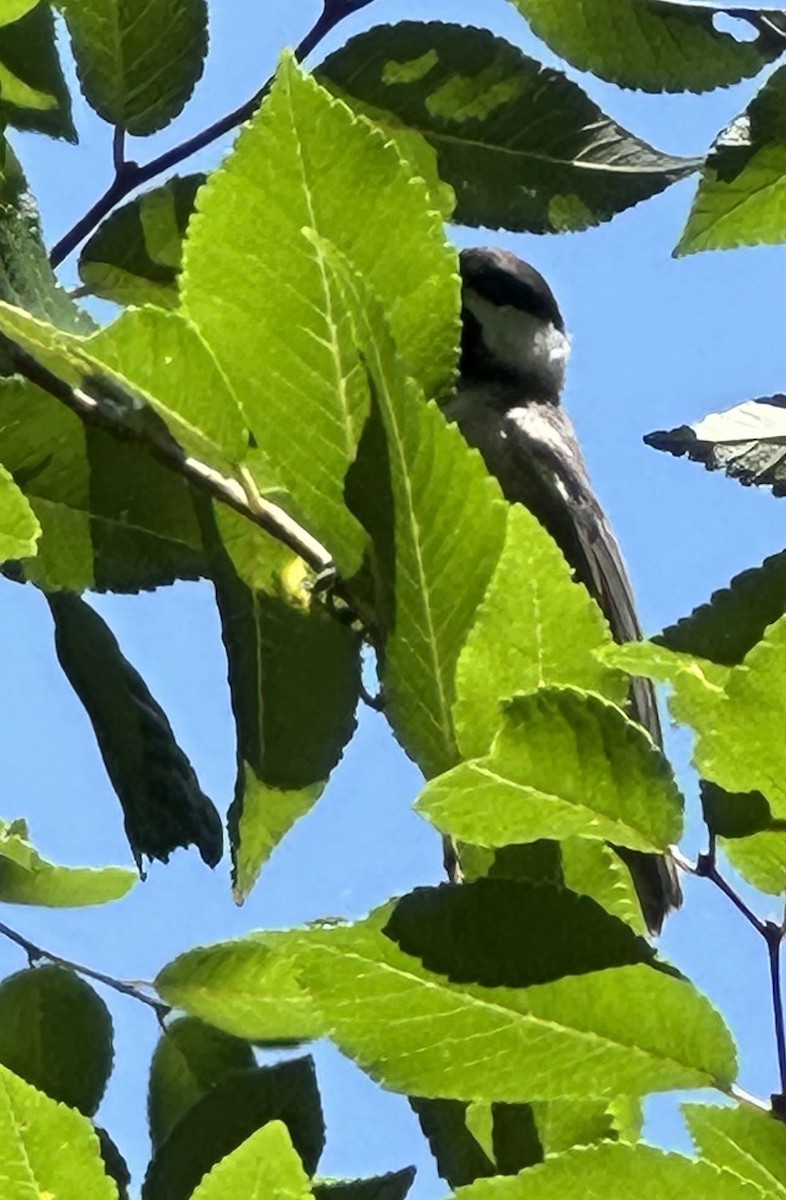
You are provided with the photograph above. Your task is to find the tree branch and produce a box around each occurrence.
[690,833,786,1106]
[49,0,376,268]
[0,919,169,1019]
[0,333,334,575]
[767,921,786,1098]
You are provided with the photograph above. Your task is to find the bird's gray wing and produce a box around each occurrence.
[496,404,680,932]
[498,402,662,744]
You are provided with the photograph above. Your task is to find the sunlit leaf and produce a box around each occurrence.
[677,65,786,253]
[182,54,457,575]
[0,1062,116,1199]
[508,0,786,92]
[190,1121,314,1200]
[419,688,682,852]
[457,1143,760,1200]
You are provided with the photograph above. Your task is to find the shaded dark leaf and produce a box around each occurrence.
[0,3,75,140]
[319,22,696,234]
[148,1017,256,1150]
[658,549,786,666]
[47,590,222,870]
[701,781,773,839]
[314,1168,416,1200]
[409,1098,496,1187]
[383,879,655,989]
[142,1057,325,1200]
[95,1125,131,1200]
[78,175,205,308]
[0,966,113,1115]
[199,506,361,902]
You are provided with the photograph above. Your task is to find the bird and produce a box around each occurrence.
[443,245,680,934]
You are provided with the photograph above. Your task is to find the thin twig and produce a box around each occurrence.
[766,922,786,1097]
[49,0,376,267]
[693,833,786,1106]
[696,851,767,936]
[112,126,126,174]
[0,334,334,574]
[0,919,169,1018]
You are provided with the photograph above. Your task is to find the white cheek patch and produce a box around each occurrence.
[465,290,571,392]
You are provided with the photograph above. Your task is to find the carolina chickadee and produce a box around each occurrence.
[444,246,680,934]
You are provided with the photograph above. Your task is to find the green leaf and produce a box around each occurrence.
[0,967,113,1116]
[316,237,506,777]
[78,175,205,307]
[159,898,737,1103]
[142,1057,325,1200]
[314,1169,416,1200]
[87,306,248,465]
[148,1017,255,1150]
[508,0,786,93]
[57,0,208,135]
[685,1101,786,1192]
[0,285,247,471]
[0,1062,116,1199]
[454,505,626,761]
[190,1121,314,1200]
[420,687,682,852]
[560,838,648,935]
[677,65,786,254]
[202,507,360,902]
[609,624,786,822]
[47,590,222,870]
[645,396,786,496]
[0,378,206,592]
[456,1143,760,1200]
[182,54,458,575]
[0,143,88,331]
[658,549,786,666]
[0,2,42,24]
[0,461,39,558]
[156,934,325,1043]
[0,818,136,905]
[318,22,696,234]
[721,828,786,895]
[0,2,75,140]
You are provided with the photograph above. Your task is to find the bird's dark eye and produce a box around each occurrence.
[459,305,487,377]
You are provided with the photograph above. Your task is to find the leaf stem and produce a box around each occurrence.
[0,919,169,1019]
[49,0,376,267]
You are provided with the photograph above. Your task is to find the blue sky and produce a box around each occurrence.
[2,0,785,1193]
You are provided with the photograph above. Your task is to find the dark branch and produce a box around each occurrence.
[694,834,786,1106]
[766,921,786,1099]
[49,0,376,267]
[0,919,169,1018]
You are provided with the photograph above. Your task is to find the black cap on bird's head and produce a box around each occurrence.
[459,247,570,401]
